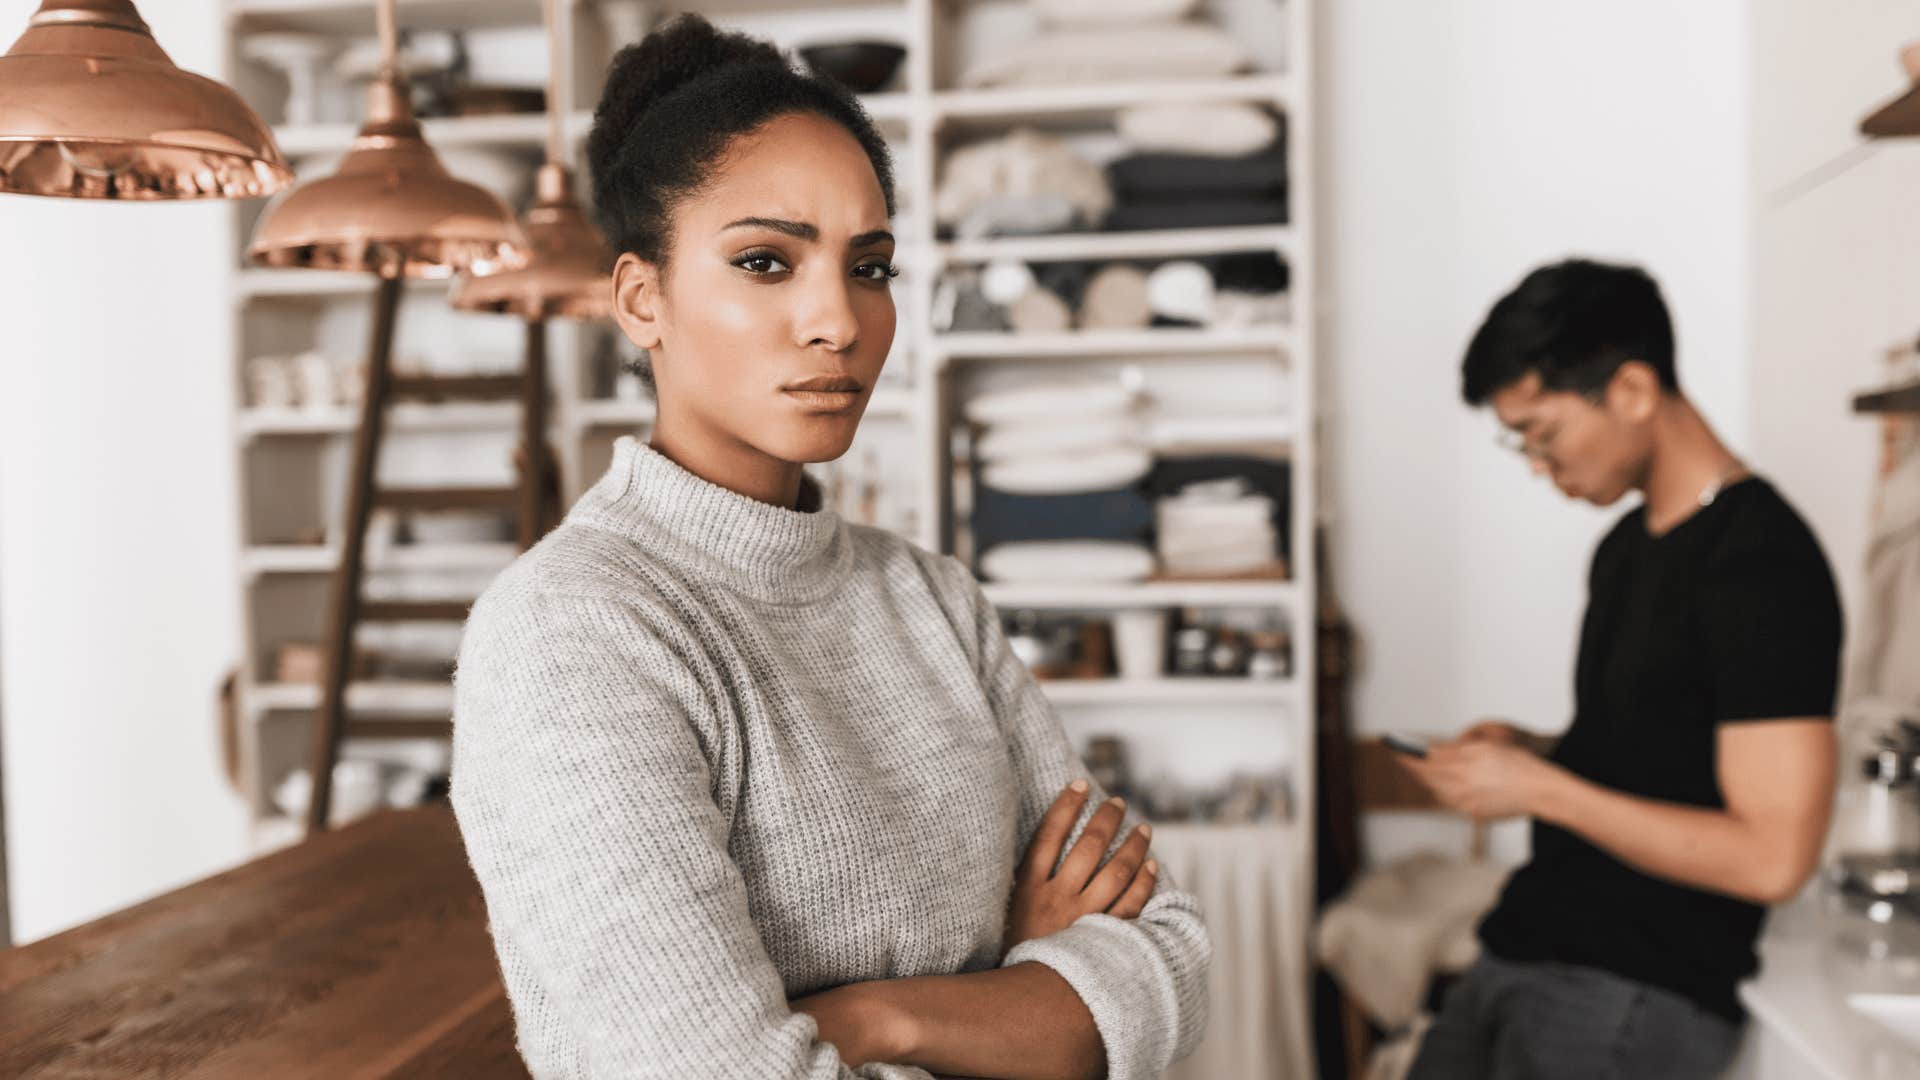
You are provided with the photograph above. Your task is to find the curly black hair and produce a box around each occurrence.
[586,13,897,278]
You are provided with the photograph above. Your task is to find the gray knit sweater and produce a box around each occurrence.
[450,434,1209,1079]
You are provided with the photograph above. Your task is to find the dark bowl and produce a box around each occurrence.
[800,41,907,95]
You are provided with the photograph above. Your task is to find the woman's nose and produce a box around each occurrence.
[794,273,860,352]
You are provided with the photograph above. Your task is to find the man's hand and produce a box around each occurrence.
[1459,718,1558,757]
[1004,779,1156,956]
[791,980,912,1068]
[1405,739,1564,821]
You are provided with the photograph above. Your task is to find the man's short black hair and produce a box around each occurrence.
[1461,258,1678,406]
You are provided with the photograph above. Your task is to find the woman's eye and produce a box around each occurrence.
[855,261,899,282]
[734,253,790,275]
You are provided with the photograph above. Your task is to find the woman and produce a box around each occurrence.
[450,15,1210,1080]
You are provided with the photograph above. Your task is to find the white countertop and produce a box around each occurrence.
[1738,898,1920,1080]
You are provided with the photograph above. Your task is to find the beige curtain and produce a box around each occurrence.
[1155,823,1314,1080]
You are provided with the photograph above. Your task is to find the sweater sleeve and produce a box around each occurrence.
[450,584,923,1080]
[943,559,1212,1079]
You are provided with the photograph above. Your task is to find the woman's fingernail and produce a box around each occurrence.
[1069,778,1088,792]
[1146,860,1159,874]
[1139,823,1153,838]
[1108,796,1126,810]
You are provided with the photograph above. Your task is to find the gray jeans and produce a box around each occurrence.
[1407,954,1743,1080]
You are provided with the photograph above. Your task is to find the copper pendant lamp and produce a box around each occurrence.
[1860,44,1920,137]
[0,0,291,200]
[450,0,612,317]
[246,0,527,278]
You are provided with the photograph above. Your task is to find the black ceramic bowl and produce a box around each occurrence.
[799,41,907,94]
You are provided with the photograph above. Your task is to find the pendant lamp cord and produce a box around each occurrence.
[545,0,571,168]
[376,0,398,85]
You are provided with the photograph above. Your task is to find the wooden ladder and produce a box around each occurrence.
[305,279,560,833]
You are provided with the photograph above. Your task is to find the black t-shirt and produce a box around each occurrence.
[1476,476,1842,1022]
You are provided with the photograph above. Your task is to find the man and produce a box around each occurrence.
[1405,258,1842,1079]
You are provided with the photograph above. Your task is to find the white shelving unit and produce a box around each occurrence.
[218,3,1317,1039]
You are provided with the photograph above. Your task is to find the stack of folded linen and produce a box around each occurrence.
[1154,477,1279,577]
[934,129,1111,240]
[957,0,1252,89]
[1105,103,1287,231]
[965,380,1158,583]
[1146,454,1291,577]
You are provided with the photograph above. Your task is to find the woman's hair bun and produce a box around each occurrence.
[588,14,789,185]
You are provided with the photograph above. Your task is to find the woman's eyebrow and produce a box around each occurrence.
[721,216,893,248]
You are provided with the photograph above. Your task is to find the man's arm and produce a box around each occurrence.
[1533,718,1834,904]
[1413,719,1835,905]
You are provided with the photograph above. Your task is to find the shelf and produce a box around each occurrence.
[933,74,1293,128]
[237,402,518,437]
[249,680,453,714]
[229,0,548,35]
[236,268,453,300]
[271,110,591,158]
[271,92,903,158]
[242,542,520,577]
[1854,379,1920,413]
[935,325,1292,361]
[938,226,1294,266]
[1038,677,1296,707]
[981,579,1298,609]
[232,0,903,34]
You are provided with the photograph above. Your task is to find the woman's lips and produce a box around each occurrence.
[782,388,863,411]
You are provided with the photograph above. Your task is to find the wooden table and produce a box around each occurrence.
[0,804,529,1079]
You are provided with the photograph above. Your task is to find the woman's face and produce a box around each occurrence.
[612,111,897,466]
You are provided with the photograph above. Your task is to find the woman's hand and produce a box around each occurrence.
[790,980,911,1068]
[1003,779,1157,956]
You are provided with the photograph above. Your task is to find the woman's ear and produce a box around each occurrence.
[612,252,664,352]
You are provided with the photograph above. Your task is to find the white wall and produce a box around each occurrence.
[0,0,250,943]
[1749,0,1920,626]
[1322,1,1752,861]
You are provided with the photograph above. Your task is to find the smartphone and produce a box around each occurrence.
[1382,732,1430,759]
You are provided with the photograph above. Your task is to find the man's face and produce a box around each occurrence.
[1489,370,1654,506]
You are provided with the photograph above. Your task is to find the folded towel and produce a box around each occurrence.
[1147,455,1291,559]
[1105,198,1288,232]
[1032,0,1199,27]
[971,482,1155,550]
[1079,264,1153,330]
[979,539,1157,584]
[1202,250,1290,293]
[959,21,1251,89]
[1117,103,1280,157]
[1107,145,1285,200]
[983,445,1154,495]
[976,415,1138,461]
[965,381,1137,425]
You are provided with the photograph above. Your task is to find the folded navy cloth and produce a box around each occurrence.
[1145,454,1292,561]
[970,466,1155,550]
[1106,145,1286,200]
[1200,251,1290,293]
[1104,197,1288,231]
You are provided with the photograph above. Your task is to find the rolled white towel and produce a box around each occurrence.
[1147,260,1216,324]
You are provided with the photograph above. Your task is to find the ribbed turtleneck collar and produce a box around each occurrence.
[571,435,851,605]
